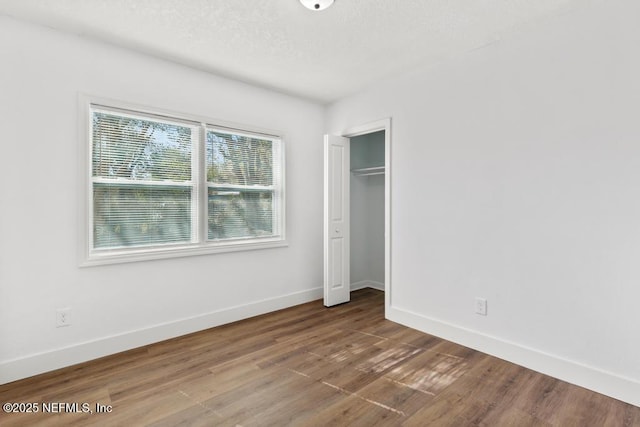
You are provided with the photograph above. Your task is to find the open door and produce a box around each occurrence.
[324,134,350,307]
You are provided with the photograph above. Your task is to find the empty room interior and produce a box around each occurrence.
[1,0,639,425]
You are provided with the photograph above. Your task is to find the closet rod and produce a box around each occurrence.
[351,166,385,176]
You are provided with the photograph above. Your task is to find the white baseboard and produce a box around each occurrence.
[351,280,385,292]
[387,305,640,407]
[0,287,323,385]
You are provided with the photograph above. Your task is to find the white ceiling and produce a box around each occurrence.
[0,0,581,104]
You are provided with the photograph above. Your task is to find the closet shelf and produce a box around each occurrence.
[351,166,385,176]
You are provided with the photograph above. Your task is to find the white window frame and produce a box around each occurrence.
[79,95,287,266]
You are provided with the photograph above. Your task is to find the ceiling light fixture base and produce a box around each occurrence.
[300,0,335,11]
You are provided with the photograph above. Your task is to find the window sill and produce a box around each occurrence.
[81,239,288,267]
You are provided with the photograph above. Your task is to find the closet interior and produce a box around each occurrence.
[350,130,385,292]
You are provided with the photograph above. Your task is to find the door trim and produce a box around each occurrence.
[341,118,392,315]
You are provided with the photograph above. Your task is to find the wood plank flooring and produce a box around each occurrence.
[1,289,638,426]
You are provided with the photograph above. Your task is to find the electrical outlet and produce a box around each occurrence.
[475,298,487,316]
[56,308,71,327]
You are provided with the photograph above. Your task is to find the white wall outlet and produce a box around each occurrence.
[56,308,71,327]
[475,297,487,316]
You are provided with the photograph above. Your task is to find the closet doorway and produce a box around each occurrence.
[323,118,391,310]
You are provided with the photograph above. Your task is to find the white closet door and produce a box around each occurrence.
[324,134,350,307]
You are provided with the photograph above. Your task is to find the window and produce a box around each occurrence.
[84,101,285,265]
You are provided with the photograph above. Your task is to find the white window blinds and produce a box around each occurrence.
[206,129,282,241]
[90,107,198,250]
[86,102,285,264]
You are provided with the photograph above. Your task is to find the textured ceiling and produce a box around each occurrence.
[0,0,581,104]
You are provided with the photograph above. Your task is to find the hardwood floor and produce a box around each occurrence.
[1,289,638,426]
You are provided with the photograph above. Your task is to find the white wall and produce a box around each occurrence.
[350,174,385,288]
[0,15,324,383]
[327,0,640,406]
